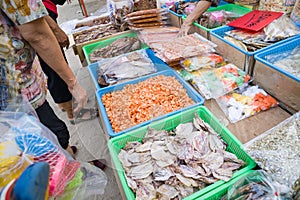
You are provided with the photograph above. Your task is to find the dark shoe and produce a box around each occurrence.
[69,108,99,125]
[70,146,78,154]
[89,159,106,170]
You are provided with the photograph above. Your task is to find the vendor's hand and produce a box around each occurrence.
[178,22,192,37]
[68,80,88,114]
[54,28,70,48]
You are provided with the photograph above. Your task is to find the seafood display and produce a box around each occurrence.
[102,75,194,132]
[265,46,300,79]
[89,37,142,63]
[109,0,133,30]
[118,114,245,199]
[259,0,296,15]
[224,15,300,51]
[192,64,251,99]
[126,8,169,29]
[137,26,180,46]
[96,49,157,86]
[225,170,292,200]
[73,24,120,44]
[150,33,216,64]
[245,112,300,189]
[216,85,278,123]
[197,10,242,29]
[133,0,157,12]
[74,15,111,28]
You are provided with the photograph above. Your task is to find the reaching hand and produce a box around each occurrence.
[54,28,70,48]
[178,22,192,37]
[68,80,88,114]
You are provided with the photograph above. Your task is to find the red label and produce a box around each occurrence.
[227,10,284,31]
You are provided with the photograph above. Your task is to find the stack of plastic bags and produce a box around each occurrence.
[0,97,107,200]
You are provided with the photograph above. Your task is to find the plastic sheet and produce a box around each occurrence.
[265,46,300,79]
[0,100,107,199]
[150,33,217,63]
[245,112,300,189]
[96,49,157,85]
[291,0,300,25]
[226,170,292,199]
[192,63,251,99]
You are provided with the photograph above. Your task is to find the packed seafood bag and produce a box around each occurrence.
[225,170,292,199]
[0,97,107,199]
[244,112,300,192]
[108,106,256,200]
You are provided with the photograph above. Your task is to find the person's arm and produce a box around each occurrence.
[44,15,70,48]
[179,0,212,36]
[18,17,86,113]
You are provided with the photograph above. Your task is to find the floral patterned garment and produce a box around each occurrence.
[0,0,48,110]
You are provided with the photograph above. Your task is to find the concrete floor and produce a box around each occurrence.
[47,1,123,199]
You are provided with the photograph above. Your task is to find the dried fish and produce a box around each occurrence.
[135,183,156,200]
[202,152,224,170]
[208,133,226,152]
[153,168,174,181]
[135,141,152,153]
[128,162,154,179]
[212,168,233,181]
[118,149,132,167]
[175,173,198,187]
[175,122,194,138]
[157,184,179,199]
[178,165,199,178]
[118,113,245,199]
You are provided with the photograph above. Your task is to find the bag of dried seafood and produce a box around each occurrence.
[259,0,296,16]
[226,170,292,199]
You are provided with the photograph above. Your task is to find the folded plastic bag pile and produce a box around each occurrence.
[0,98,107,199]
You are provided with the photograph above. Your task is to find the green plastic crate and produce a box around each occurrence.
[82,31,149,64]
[182,4,251,39]
[199,170,256,200]
[108,106,256,200]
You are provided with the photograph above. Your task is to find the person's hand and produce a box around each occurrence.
[178,21,193,37]
[54,28,70,48]
[68,80,88,114]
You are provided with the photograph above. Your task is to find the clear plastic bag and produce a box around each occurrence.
[245,112,300,190]
[97,49,157,85]
[216,85,278,123]
[0,107,107,199]
[180,53,224,72]
[264,15,300,42]
[192,63,251,99]
[227,170,292,199]
[265,46,300,79]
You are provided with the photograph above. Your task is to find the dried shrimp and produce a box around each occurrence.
[102,75,194,132]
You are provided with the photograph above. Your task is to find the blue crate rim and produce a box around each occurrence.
[254,37,300,82]
[210,25,300,56]
[87,48,171,91]
[96,69,205,137]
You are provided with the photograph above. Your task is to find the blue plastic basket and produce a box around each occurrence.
[254,37,300,83]
[210,25,299,56]
[88,48,171,91]
[96,69,205,137]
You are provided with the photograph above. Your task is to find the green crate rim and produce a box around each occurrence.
[108,105,256,200]
[82,31,149,65]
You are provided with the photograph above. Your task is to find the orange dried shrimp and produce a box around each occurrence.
[102,75,194,132]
